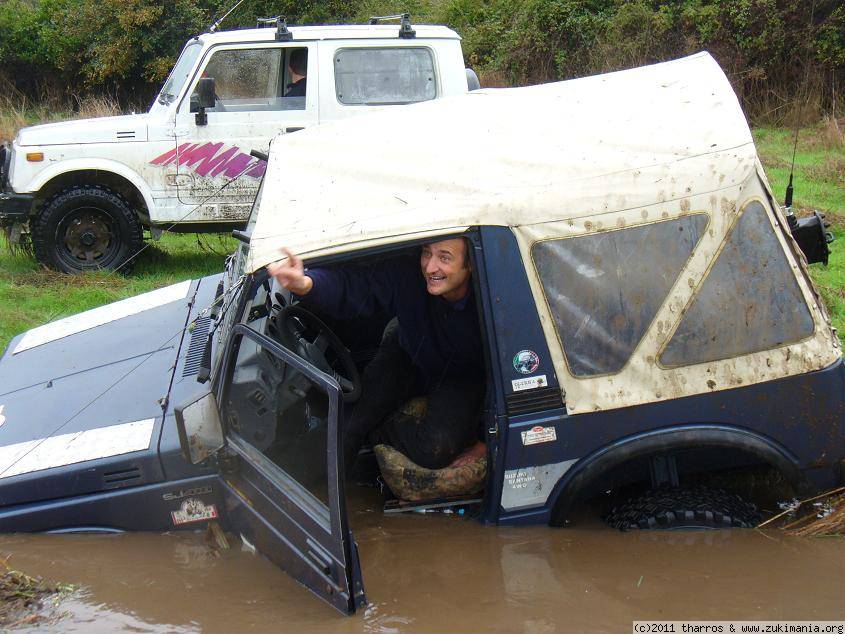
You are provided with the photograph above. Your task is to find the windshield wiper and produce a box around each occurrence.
[197,275,244,383]
[197,279,224,383]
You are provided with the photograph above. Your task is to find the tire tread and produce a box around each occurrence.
[32,184,142,273]
[606,486,761,531]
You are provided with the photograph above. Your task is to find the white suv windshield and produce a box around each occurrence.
[158,41,203,105]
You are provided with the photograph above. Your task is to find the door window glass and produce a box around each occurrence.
[225,333,330,506]
[659,202,815,367]
[334,47,436,105]
[532,215,708,377]
[195,47,308,112]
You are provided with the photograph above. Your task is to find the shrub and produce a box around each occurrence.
[0,0,842,123]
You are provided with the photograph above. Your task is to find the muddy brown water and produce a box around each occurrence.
[1,488,843,633]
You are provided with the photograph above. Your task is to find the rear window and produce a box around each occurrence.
[532,215,708,377]
[659,201,815,367]
[334,47,436,105]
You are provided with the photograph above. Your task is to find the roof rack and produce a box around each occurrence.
[256,16,292,41]
[368,13,416,38]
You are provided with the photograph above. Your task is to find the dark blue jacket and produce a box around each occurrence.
[286,78,306,97]
[301,257,483,384]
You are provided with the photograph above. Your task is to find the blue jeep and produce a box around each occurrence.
[0,53,841,615]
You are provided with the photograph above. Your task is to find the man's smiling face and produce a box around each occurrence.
[420,238,472,302]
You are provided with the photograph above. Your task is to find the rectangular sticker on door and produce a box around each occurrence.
[512,375,548,392]
[520,425,557,446]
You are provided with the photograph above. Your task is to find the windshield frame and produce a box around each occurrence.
[212,155,268,372]
[233,170,266,277]
[157,40,204,106]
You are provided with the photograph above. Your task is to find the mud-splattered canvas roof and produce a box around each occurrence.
[247,52,755,272]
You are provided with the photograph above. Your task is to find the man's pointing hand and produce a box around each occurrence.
[267,248,313,295]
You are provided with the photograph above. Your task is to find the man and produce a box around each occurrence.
[285,49,307,97]
[268,238,485,474]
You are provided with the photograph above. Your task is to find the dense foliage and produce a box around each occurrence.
[447,0,845,120]
[0,0,842,120]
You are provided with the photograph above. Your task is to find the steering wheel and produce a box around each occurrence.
[274,304,362,404]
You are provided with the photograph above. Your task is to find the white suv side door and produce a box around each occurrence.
[169,42,318,224]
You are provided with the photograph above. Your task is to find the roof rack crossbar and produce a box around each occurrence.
[256,15,292,41]
[368,13,416,38]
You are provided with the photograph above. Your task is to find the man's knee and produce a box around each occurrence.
[381,317,400,344]
[407,430,462,470]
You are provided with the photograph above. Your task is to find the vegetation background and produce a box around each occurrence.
[0,0,843,124]
[0,0,843,352]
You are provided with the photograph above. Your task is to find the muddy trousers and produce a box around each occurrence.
[343,320,484,475]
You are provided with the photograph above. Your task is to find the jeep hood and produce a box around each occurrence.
[0,280,202,505]
[16,113,150,147]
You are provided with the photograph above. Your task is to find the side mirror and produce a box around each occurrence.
[174,390,225,464]
[466,67,481,91]
[791,210,833,266]
[190,77,216,125]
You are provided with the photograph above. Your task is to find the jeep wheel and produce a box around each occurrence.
[605,487,761,531]
[32,185,142,274]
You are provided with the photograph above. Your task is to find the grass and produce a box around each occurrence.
[753,117,845,340]
[0,233,235,352]
[0,88,123,144]
[0,557,75,628]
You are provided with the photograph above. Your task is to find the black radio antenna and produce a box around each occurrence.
[208,0,248,33]
[782,0,817,231]
[783,124,800,230]
[779,1,833,265]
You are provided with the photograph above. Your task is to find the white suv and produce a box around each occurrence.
[0,17,475,272]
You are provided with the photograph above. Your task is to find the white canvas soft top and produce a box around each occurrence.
[246,52,755,272]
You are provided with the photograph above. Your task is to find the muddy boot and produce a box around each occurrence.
[373,443,486,502]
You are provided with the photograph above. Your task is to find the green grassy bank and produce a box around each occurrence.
[0,123,843,353]
[0,234,234,351]
[753,121,845,339]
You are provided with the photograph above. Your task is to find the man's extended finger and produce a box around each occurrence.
[281,247,299,266]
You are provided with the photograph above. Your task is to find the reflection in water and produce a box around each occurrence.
[2,488,844,633]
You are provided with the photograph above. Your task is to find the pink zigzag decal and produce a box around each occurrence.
[150,142,266,179]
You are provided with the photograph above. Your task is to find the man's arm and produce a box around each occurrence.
[267,248,403,319]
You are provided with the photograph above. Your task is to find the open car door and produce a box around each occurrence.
[176,323,366,615]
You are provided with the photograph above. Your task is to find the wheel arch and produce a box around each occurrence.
[31,161,154,226]
[547,424,802,526]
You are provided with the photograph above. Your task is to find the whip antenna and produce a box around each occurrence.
[208,0,247,33]
[776,0,832,266]
[783,121,801,230]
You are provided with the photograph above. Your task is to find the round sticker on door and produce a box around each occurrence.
[513,350,540,375]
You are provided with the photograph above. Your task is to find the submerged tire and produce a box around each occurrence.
[32,185,142,273]
[606,487,761,531]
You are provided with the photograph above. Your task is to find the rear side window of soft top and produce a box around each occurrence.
[334,47,436,105]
